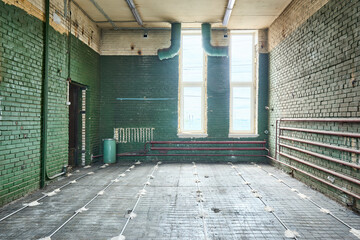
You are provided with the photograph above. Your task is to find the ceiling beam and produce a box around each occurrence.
[125,0,143,26]
[89,0,118,29]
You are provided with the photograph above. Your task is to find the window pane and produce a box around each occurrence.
[183,87,202,131]
[233,87,251,131]
[231,35,253,82]
[182,35,203,82]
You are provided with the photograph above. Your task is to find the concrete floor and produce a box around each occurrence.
[0,162,359,240]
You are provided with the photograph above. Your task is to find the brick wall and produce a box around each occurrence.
[268,0,360,210]
[0,1,100,206]
[70,35,101,161]
[101,29,228,56]
[99,52,269,162]
[99,56,179,155]
[268,0,330,51]
[2,0,101,52]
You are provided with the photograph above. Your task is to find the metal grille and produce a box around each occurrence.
[81,89,86,166]
[114,127,154,143]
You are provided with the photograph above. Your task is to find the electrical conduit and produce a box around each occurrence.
[40,0,50,188]
[41,0,71,187]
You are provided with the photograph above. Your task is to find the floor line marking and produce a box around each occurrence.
[37,162,141,240]
[252,163,360,238]
[112,161,162,240]
[228,162,299,240]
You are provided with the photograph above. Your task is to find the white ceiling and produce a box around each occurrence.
[74,0,292,29]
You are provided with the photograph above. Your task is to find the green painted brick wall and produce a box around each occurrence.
[99,56,179,155]
[69,35,101,162]
[268,0,360,210]
[100,54,269,162]
[0,2,100,206]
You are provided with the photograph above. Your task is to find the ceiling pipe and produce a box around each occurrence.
[201,23,228,57]
[223,0,235,26]
[158,23,181,60]
[125,0,143,26]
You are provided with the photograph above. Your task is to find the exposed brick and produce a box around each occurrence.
[0,1,100,206]
[269,0,360,211]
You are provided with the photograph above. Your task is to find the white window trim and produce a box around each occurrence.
[228,134,259,138]
[178,133,208,138]
[178,32,207,137]
[229,31,258,137]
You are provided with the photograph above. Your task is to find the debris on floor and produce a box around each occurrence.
[125,211,137,219]
[198,210,208,218]
[44,191,57,197]
[24,201,41,207]
[211,207,221,213]
[110,235,126,240]
[350,228,360,239]
[298,193,308,199]
[264,206,274,212]
[75,207,88,213]
[284,229,300,238]
[320,208,331,214]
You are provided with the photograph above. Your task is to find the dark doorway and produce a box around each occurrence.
[68,83,82,166]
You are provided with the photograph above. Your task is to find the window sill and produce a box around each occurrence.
[228,134,259,138]
[177,133,208,138]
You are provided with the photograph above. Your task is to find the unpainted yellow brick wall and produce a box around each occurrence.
[101,29,229,56]
[268,0,330,51]
[2,0,101,53]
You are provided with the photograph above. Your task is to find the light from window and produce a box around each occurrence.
[183,87,202,130]
[230,33,256,135]
[231,35,253,82]
[232,87,251,131]
[182,36,203,82]
[179,33,207,135]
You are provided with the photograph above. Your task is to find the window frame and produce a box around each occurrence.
[229,31,258,137]
[178,31,208,138]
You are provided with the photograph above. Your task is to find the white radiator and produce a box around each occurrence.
[114,128,154,143]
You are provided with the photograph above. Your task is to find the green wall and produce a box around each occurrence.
[100,53,269,162]
[0,0,269,206]
[0,2,100,206]
[99,56,179,154]
[268,0,360,210]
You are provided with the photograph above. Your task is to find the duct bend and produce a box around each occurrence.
[201,23,228,57]
[158,23,181,60]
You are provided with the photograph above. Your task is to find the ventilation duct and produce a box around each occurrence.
[201,23,228,57]
[158,23,181,60]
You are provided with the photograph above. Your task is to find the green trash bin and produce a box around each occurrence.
[103,138,116,164]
